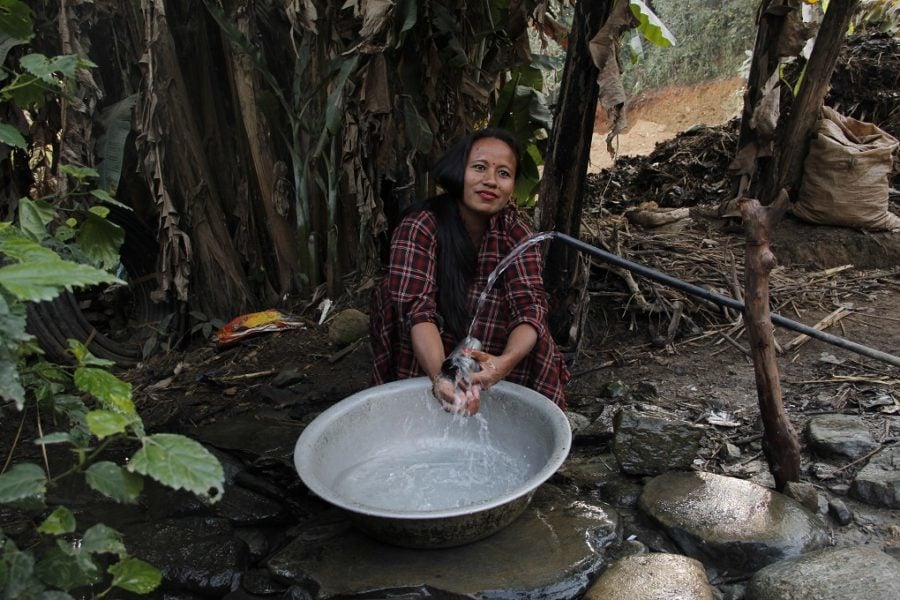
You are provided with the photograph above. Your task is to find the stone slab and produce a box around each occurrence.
[748,545,900,600]
[267,484,619,598]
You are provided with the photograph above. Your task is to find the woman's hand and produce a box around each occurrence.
[468,350,506,390]
[432,375,481,416]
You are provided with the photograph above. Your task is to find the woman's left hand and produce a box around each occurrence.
[468,350,507,390]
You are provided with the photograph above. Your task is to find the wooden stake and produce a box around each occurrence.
[741,190,800,491]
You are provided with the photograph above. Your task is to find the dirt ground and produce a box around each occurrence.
[588,77,745,172]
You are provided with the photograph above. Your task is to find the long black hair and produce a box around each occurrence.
[425,128,521,339]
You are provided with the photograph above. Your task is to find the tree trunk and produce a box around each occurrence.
[539,0,613,333]
[222,7,300,296]
[760,0,860,203]
[730,0,789,202]
[137,0,255,318]
[741,191,800,491]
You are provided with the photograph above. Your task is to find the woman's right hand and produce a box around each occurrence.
[432,375,481,416]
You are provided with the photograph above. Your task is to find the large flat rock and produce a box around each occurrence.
[267,484,619,598]
[639,472,829,573]
[585,553,715,600]
[748,546,900,600]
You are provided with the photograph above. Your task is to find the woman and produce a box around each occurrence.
[370,127,569,414]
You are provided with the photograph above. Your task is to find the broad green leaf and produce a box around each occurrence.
[96,94,137,195]
[85,462,143,504]
[108,557,161,594]
[34,545,100,591]
[20,53,81,83]
[0,293,29,408]
[0,349,25,408]
[0,463,47,504]
[0,537,44,598]
[324,55,358,135]
[75,211,123,270]
[86,410,131,439]
[128,434,224,502]
[53,223,76,242]
[0,260,119,302]
[630,0,676,48]
[0,0,33,41]
[18,198,56,241]
[81,523,126,557]
[0,228,59,262]
[394,0,417,45]
[67,339,115,367]
[73,367,135,416]
[59,164,99,181]
[401,96,433,154]
[1,72,49,107]
[0,122,25,148]
[90,189,131,209]
[38,506,76,535]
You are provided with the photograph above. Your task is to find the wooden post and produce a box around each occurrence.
[539,1,611,284]
[740,190,800,490]
[762,0,861,203]
[538,0,612,338]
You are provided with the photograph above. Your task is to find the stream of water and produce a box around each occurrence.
[466,231,557,340]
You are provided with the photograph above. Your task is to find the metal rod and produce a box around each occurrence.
[554,232,900,368]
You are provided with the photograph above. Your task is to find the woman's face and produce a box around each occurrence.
[460,137,517,224]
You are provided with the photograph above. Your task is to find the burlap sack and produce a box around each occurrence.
[792,106,900,231]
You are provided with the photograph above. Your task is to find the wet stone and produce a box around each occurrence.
[575,406,618,445]
[721,443,742,461]
[124,517,248,596]
[584,553,715,600]
[557,452,619,488]
[639,472,829,573]
[266,484,619,598]
[783,481,821,514]
[613,408,705,475]
[593,477,644,509]
[807,414,878,459]
[850,444,899,508]
[828,498,852,526]
[239,569,290,596]
[748,546,900,600]
[567,411,592,434]
[327,308,369,346]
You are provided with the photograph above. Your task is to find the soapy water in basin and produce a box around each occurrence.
[331,415,533,513]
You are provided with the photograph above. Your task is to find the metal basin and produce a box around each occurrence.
[294,377,571,548]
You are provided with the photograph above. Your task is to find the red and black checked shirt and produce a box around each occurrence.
[370,207,569,408]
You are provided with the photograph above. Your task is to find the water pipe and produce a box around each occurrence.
[553,232,900,368]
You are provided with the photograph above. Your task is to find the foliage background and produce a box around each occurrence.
[623,0,757,92]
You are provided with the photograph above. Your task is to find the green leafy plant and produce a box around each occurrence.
[0,226,225,597]
[0,2,224,595]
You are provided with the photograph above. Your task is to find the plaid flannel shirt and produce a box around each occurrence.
[370,207,569,408]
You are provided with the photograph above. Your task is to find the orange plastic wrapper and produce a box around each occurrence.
[214,309,306,348]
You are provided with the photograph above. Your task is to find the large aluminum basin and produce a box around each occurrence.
[294,377,571,548]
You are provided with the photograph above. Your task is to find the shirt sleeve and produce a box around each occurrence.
[386,212,441,332]
[502,216,549,337]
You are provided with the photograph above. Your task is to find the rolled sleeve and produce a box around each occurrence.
[387,213,441,332]
[503,228,549,338]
